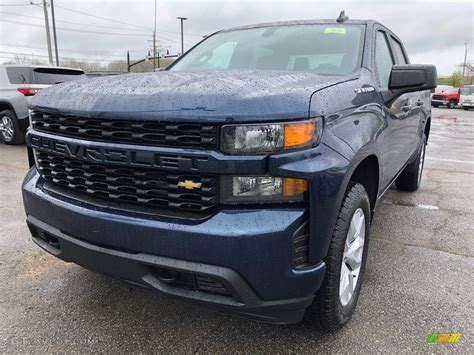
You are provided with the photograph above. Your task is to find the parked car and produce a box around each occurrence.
[23,14,436,331]
[431,86,461,108]
[460,85,474,110]
[0,65,86,144]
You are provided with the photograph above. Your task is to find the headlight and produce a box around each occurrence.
[220,176,308,204]
[221,117,322,154]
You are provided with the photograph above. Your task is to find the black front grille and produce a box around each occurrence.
[35,151,218,214]
[432,95,445,100]
[31,111,218,149]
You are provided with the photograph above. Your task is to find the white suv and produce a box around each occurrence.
[460,85,474,110]
[0,65,86,144]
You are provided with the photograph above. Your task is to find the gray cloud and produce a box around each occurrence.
[0,0,472,75]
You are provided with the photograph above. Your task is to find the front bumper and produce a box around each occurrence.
[23,168,326,323]
[431,99,448,105]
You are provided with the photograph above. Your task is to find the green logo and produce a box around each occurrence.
[426,332,462,344]
[324,28,346,35]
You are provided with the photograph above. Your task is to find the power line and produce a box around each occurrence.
[0,10,150,32]
[0,45,128,58]
[0,51,102,62]
[0,18,151,36]
[53,4,205,37]
[54,4,152,31]
[0,3,204,37]
[0,50,138,63]
[0,18,196,45]
[0,42,148,54]
[2,8,204,37]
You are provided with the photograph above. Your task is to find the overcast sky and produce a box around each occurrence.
[0,0,472,75]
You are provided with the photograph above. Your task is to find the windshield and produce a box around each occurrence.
[170,24,364,76]
[434,85,453,93]
[461,87,474,95]
[444,87,459,94]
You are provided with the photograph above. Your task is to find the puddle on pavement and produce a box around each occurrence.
[383,199,439,210]
[433,115,458,122]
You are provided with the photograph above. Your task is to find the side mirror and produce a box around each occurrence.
[383,64,437,104]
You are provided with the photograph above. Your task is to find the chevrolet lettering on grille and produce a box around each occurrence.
[28,133,209,171]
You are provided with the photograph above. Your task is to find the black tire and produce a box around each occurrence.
[431,103,439,108]
[463,106,470,110]
[447,100,456,109]
[395,135,426,192]
[305,182,371,331]
[0,109,25,145]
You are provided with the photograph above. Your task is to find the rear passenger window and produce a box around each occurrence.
[375,31,394,89]
[6,67,32,84]
[391,38,408,64]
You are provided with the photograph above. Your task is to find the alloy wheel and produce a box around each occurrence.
[339,208,365,307]
[0,115,14,142]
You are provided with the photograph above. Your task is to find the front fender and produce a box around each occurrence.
[295,104,384,261]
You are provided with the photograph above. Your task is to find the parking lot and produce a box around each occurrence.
[0,107,472,352]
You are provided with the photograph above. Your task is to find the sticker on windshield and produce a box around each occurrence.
[324,28,346,35]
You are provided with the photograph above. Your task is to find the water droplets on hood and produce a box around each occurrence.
[30,70,339,123]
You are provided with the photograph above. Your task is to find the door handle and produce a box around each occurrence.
[416,100,424,106]
[402,105,412,112]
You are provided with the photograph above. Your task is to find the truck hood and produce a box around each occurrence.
[30,70,343,123]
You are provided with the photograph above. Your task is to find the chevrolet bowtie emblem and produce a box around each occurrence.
[177,180,202,190]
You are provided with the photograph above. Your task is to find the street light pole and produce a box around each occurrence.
[50,0,59,66]
[462,41,468,78]
[176,17,187,55]
[42,0,53,64]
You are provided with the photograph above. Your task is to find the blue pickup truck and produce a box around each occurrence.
[22,13,436,331]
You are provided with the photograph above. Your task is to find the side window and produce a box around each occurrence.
[6,67,32,84]
[375,31,394,89]
[391,37,408,64]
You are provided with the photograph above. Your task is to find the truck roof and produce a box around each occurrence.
[221,19,382,33]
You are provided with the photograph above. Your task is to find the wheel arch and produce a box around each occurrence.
[0,101,15,113]
[424,116,431,141]
[312,146,382,263]
[348,155,380,215]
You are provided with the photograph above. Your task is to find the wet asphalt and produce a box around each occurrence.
[0,107,472,353]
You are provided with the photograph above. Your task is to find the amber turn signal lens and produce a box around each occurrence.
[283,178,308,196]
[284,121,316,149]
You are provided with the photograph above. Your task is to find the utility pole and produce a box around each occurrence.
[153,0,157,70]
[127,51,130,72]
[177,17,187,55]
[42,0,53,64]
[148,37,160,69]
[152,30,156,70]
[50,0,59,66]
[462,41,468,77]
